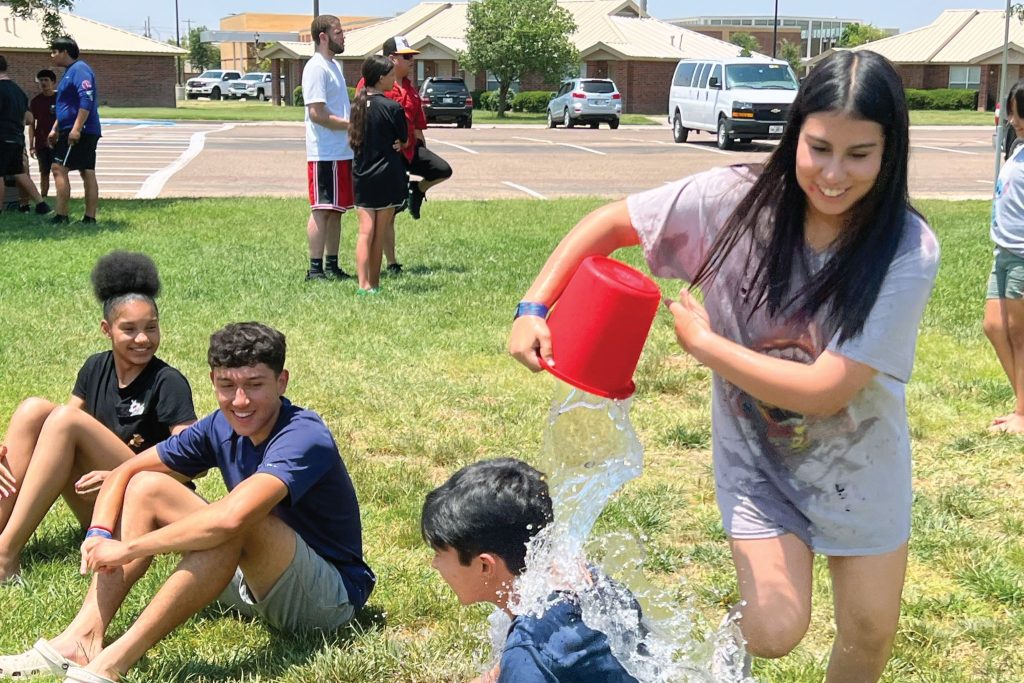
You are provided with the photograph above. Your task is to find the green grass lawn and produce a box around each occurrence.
[100,100,653,125]
[909,110,997,126]
[0,197,1021,681]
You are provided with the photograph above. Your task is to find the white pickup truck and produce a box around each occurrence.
[186,69,243,101]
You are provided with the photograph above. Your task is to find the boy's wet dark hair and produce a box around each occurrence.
[36,69,57,81]
[208,322,286,375]
[422,458,554,574]
[91,251,161,321]
[50,37,80,60]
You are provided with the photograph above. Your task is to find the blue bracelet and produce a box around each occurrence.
[514,301,549,320]
[85,528,113,540]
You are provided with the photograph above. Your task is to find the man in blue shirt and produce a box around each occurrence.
[47,36,101,224]
[422,459,641,683]
[0,323,374,683]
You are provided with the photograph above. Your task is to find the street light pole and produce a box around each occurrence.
[772,0,779,58]
[313,1,320,17]
[995,0,1011,189]
[174,0,182,86]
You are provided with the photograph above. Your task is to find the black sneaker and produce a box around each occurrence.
[81,215,96,224]
[305,269,327,281]
[49,214,69,225]
[386,263,403,275]
[34,202,51,215]
[18,204,30,213]
[408,186,425,220]
[325,266,352,280]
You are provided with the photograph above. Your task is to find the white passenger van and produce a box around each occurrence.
[667,57,799,149]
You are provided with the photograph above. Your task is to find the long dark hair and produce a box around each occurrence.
[349,55,395,155]
[1008,78,1024,120]
[691,50,915,343]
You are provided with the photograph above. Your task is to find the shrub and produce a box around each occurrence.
[511,91,553,113]
[293,85,303,106]
[905,88,978,111]
[471,90,486,108]
[477,91,499,111]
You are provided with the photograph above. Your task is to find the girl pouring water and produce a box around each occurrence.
[509,51,939,681]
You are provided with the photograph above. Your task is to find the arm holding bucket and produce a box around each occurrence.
[666,291,876,417]
[509,201,640,371]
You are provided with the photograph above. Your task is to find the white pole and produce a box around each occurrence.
[995,0,1012,189]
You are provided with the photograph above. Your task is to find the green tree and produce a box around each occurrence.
[729,31,761,57]
[837,23,887,47]
[460,0,579,118]
[187,26,220,72]
[7,0,74,44]
[778,39,803,73]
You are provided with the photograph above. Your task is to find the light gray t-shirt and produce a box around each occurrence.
[991,143,1024,257]
[302,52,353,162]
[627,166,940,555]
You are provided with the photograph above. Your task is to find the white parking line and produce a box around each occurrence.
[912,144,978,156]
[513,136,552,144]
[557,143,606,156]
[137,124,235,199]
[976,179,994,184]
[502,181,547,199]
[430,139,479,155]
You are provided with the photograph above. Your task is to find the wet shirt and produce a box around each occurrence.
[56,60,101,135]
[29,93,56,149]
[301,53,352,161]
[627,166,940,554]
[0,79,28,143]
[72,351,197,453]
[156,398,376,609]
[500,596,639,683]
[991,143,1024,257]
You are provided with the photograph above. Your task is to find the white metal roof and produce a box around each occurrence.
[0,6,186,55]
[837,9,1024,64]
[264,1,743,63]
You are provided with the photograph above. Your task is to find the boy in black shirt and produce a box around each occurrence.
[0,55,50,215]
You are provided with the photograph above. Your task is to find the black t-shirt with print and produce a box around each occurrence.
[72,351,197,453]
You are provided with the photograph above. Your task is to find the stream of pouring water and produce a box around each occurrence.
[492,381,754,682]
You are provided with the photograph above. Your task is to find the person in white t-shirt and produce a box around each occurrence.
[301,15,354,282]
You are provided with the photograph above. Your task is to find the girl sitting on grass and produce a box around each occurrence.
[509,51,939,681]
[350,55,408,294]
[0,251,195,583]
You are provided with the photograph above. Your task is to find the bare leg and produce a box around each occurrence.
[356,208,376,290]
[52,163,70,216]
[324,210,341,260]
[370,209,394,290]
[80,170,98,219]
[307,209,342,261]
[988,298,1024,432]
[69,472,296,680]
[0,398,56,533]
[0,406,136,580]
[729,534,814,658]
[40,168,50,198]
[13,174,43,205]
[825,545,907,683]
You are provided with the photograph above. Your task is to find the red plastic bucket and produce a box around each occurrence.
[540,256,661,399]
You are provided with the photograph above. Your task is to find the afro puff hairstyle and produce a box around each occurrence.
[90,251,161,320]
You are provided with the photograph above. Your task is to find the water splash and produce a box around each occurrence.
[498,381,754,682]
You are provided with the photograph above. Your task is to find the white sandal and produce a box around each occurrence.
[0,639,71,679]
[64,666,116,683]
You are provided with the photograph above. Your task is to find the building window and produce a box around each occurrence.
[948,65,981,89]
[485,71,520,93]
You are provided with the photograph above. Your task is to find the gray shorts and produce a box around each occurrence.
[986,246,1024,299]
[216,532,355,632]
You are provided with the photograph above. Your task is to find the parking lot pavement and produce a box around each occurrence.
[25,120,232,199]
[152,122,1000,201]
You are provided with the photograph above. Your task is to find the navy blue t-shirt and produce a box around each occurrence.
[56,60,101,135]
[500,596,640,683]
[156,398,375,609]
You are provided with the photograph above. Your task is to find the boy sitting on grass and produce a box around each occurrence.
[421,458,639,683]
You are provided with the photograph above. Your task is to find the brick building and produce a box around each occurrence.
[0,6,185,107]
[260,0,747,115]
[807,9,1022,111]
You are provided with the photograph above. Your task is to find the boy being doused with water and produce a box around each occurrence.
[422,458,641,683]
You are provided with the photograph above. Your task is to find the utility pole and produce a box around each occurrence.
[313,1,320,17]
[175,0,182,86]
[772,0,779,58]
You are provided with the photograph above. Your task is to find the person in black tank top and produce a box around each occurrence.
[0,252,196,583]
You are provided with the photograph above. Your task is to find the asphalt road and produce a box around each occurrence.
[56,121,1002,201]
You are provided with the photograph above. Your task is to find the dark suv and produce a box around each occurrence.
[419,77,473,128]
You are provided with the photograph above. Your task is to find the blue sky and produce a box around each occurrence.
[72,0,1011,43]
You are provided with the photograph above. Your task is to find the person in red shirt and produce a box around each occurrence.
[357,35,453,273]
[28,69,57,198]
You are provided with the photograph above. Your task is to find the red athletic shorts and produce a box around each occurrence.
[307,160,354,212]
